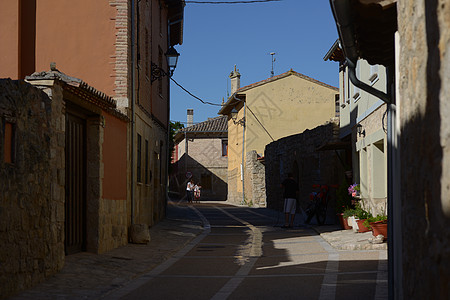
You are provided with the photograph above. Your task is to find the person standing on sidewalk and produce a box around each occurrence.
[281,173,299,228]
[186,179,195,203]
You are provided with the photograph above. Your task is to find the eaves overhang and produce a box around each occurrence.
[218,93,245,116]
[329,0,397,67]
[166,0,185,46]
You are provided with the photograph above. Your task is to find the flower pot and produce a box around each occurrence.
[371,221,387,240]
[356,219,370,233]
[337,213,352,230]
[349,216,358,232]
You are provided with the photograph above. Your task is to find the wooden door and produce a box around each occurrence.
[65,113,87,254]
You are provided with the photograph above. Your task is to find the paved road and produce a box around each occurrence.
[106,202,388,300]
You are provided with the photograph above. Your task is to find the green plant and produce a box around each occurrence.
[353,204,372,220]
[363,214,388,229]
[335,179,353,213]
[343,208,357,219]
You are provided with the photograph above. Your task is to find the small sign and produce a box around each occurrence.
[186,171,192,179]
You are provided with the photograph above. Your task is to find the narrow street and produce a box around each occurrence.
[107,201,387,300]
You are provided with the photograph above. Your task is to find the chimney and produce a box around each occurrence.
[229,65,241,94]
[187,109,193,127]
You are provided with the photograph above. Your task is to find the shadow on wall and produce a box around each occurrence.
[399,1,448,298]
[169,153,227,201]
[264,122,346,225]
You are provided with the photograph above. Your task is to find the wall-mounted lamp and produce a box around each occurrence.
[357,123,365,137]
[231,107,245,126]
[151,46,180,83]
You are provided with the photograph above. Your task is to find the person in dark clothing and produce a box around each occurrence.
[280,173,299,228]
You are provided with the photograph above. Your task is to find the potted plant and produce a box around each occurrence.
[364,214,388,240]
[336,180,353,229]
[342,208,358,232]
[353,204,372,233]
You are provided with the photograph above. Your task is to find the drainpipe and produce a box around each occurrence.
[130,0,136,225]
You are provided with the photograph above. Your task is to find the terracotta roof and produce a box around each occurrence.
[25,69,129,121]
[324,39,345,63]
[174,115,227,143]
[219,69,338,115]
[237,69,338,93]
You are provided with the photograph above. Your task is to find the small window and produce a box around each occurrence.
[158,47,163,95]
[145,29,149,78]
[137,134,142,183]
[145,139,149,184]
[222,139,228,157]
[369,64,379,84]
[353,62,361,101]
[3,122,15,164]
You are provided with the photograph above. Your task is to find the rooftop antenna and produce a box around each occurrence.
[270,52,276,77]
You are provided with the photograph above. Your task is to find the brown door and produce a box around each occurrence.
[65,112,87,255]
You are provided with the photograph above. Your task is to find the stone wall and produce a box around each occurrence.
[398,1,450,298]
[0,80,65,298]
[171,137,228,201]
[245,151,266,207]
[265,119,345,223]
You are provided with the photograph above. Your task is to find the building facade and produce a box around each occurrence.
[0,71,129,297]
[330,0,450,298]
[0,0,184,231]
[219,68,339,206]
[171,114,228,201]
[325,40,388,216]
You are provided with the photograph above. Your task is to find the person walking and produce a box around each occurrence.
[281,173,299,228]
[186,179,194,203]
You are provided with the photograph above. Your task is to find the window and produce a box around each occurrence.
[137,134,142,183]
[352,62,361,101]
[3,121,15,164]
[222,139,228,156]
[359,147,368,198]
[145,139,149,184]
[145,29,149,78]
[158,47,163,94]
[371,141,386,198]
[369,64,379,84]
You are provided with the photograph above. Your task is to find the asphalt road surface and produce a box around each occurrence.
[108,202,387,300]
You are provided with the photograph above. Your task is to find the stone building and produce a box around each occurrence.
[0,0,185,233]
[0,69,128,298]
[329,0,450,298]
[219,67,339,206]
[171,113,228,201]
[265,119,346,223]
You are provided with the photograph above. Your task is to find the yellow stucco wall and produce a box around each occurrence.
[227,73,338,202]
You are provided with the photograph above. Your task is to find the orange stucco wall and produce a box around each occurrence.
[35,0,117,96]
[0,0,20,79]
[102,113,127,200]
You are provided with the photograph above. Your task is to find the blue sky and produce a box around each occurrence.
[170,0,339,124]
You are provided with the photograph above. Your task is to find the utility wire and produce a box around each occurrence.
[170,76,275,142]
[186,0,281,4]
[170,77,222,107]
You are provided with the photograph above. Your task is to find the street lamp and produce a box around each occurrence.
[357,123,365,137]
[151,46,180,82]
[231,107,245,126]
